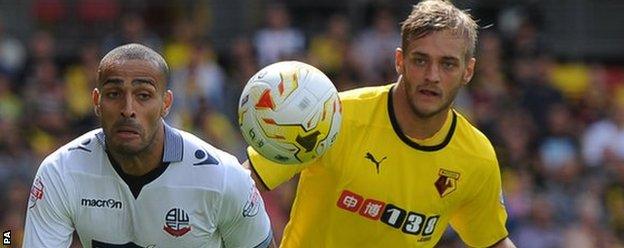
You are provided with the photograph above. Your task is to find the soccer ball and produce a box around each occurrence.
[238,61,342,164]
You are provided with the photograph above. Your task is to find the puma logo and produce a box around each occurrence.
[365,152,387,174]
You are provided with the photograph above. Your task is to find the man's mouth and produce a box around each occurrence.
[419,89,440,97]
[115,126,140,138]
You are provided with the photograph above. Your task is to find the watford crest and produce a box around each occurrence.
[435,169,460,197]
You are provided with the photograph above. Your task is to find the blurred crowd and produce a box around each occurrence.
[0,1,623,247]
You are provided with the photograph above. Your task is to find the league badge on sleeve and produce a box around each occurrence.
[243,187,261,217]
[28,177,44,209]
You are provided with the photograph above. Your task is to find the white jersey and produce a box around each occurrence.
[23,124,272,248]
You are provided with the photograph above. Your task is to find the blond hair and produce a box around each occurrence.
[400,0,478,60]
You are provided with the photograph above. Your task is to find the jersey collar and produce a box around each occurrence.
[95,121,184,162]
[387,85,457,152]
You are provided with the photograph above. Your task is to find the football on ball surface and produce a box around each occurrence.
[238,61,342,164]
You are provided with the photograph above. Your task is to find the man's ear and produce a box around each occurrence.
[162,90,173,117]
[463,58,476,85]
[395,47,404,75]
[92,88,101,116]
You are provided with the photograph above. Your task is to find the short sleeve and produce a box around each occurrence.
[449,160,509,247]
[219,162,273,248]
[23,160,75,248]
[247,146,315,190]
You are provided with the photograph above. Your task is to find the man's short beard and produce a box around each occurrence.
[403,77,458,119]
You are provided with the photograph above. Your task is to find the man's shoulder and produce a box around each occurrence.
[338,84,393,103]
[338,84,393,122]
[167,128,249,190]
[35,129,105,188]
[452,111,497,163]
[41,129,104,170]
[175,129,239,167]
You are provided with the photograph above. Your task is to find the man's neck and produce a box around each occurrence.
[392,85,451,140]
[110,152,162,176]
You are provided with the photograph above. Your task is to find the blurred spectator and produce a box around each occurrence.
[307,14,351,78]
[510,20,543,58]
[582,100,624,167]
[517,55,564,136]
[538,104,578,173]
[102,13,163,53]
[32,0,67,25]
[223,36,259,120]
[22,59,69,161]
[604,160,624,242]
[512,195,563,248]
[550,62,590,101]
[350,7,400,83]
[170,41,226,129]
[0,19,26,76]
[195,99,246,159]
[563,193,615,248]
[63,43,99,132]
[77,0,119,23]
[164,18,198,71]
[577,65,611,124]
[20,30,58,91]
[0,73,22,124]
[22,60,66,132]
[502,169,533,232]
[501,111,535,166]
[253,3,305,66]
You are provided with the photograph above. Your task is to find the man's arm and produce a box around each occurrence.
[23,161,75,247]
[450,159,510,247]
[489,237,516,248]
[219,160,275,248]
[244,146,311,191]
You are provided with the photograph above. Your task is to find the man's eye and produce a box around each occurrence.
[137,93,151,101]
[106,92,120,98]
[442,62,457,69]
[415,58,427,65]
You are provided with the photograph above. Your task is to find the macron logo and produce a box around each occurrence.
[81,198,123,209]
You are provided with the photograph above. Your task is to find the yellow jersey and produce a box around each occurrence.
[248,84,509,247]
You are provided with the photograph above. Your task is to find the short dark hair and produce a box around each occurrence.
[97,43,170,88]
[401,0,478,60]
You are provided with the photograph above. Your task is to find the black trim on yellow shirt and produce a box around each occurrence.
[387,85,457,152]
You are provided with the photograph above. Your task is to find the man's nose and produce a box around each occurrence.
[425,64,441,83]
[120,94,136,118]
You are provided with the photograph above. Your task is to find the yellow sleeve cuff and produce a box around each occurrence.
[247,146,306,190]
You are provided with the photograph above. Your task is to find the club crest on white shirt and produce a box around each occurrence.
[163,208,191,237]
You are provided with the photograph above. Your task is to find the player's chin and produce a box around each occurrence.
[412,103,446,119]
[110,140,145,155]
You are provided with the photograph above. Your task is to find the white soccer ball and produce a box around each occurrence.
[238,61,342,164]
